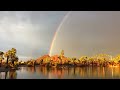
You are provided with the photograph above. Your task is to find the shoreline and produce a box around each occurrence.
[0,64,119,72]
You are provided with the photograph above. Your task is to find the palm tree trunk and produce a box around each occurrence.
[61,59,62,65]
[6,56,9,68]
[12,60,14,67]
[68,67,69,75]
[34,66,36,72]
[0,60,2,67]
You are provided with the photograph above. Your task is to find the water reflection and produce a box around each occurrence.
[9,70,17,79]
[0,70,17,79]
[1,67,120,79]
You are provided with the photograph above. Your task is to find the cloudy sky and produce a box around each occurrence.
[1,11,120,60]
[0,11,67,60]
[50,11,120,58]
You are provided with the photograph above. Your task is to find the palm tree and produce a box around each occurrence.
[60,50,64,57]
[11,48,17,67]
[4,48,18,68]
[12,56,18,67]
[4,52,9,68]
[80,56,88,66]
[0,51,4,67]
[60,50,64,65]
[72,57,77,66]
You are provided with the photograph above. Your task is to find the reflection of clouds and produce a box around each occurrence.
[48,73,53,79]
[1,72,6,79]
[36,67,41,74]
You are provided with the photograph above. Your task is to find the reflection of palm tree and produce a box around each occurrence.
[74,67,76,76]
[59,68,63,79]
[68,67,69,76]
[57,68,63,79]
[47,67,50,74]
[5,71,8,79]
[9,70,17,79]
[34,67,36,72]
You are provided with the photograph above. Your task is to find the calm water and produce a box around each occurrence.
[0,66,120,79]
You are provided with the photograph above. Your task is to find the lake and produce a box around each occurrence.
[0,66,120,79]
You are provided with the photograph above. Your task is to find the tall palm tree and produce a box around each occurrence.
[4,48,18,68]
[11,48,17,67]
[4,52,9,68]
[0,51,4,67]
[60,50,64,65]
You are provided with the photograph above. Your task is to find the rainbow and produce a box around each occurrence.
[49,11,71,56]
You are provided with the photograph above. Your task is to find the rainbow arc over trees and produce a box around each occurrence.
[49,11,71,56]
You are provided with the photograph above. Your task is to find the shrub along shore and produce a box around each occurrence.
[0,49,120,72]
[10,50,120,68]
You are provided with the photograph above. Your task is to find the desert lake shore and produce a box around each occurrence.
[1,49,120,73]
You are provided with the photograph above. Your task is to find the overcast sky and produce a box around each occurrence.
[0,11,67,60]
[1,11,120,60]
[50,11,120,58]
